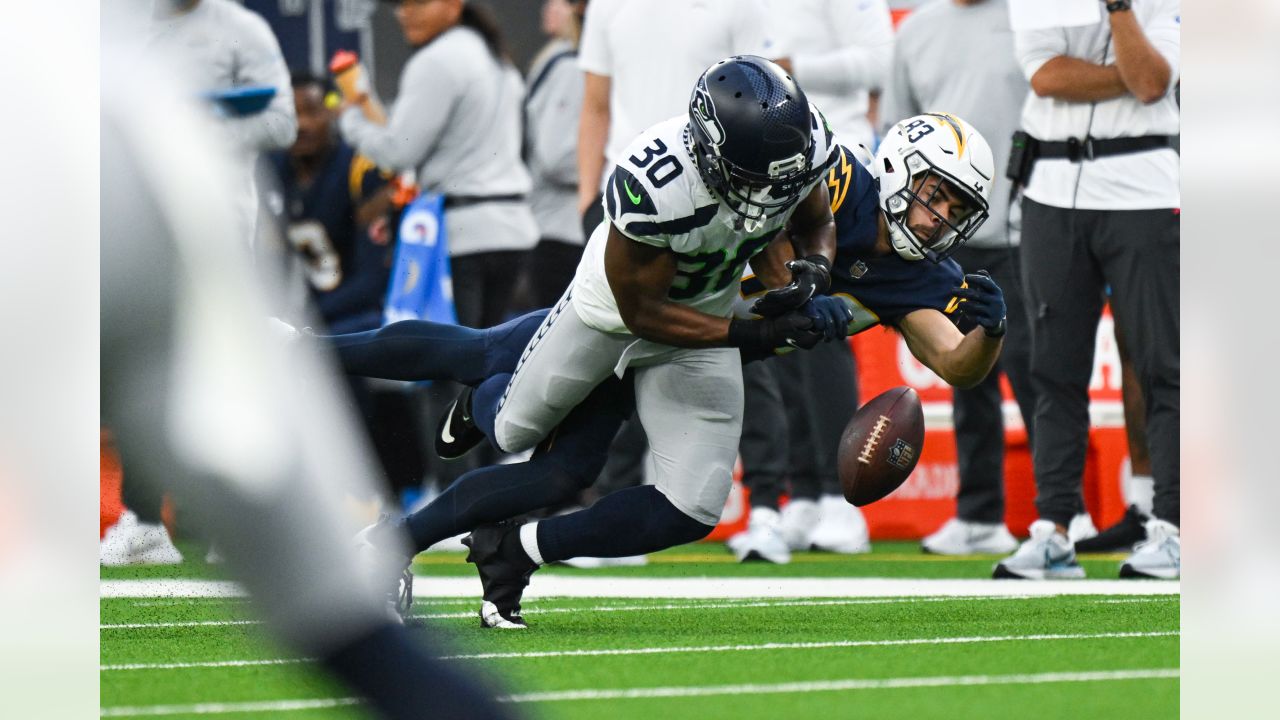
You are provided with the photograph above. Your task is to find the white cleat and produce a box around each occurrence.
[777,498,821,551]
[480,600,527,629]
[100,510,184,566]
[922,518,1019,555]
[730,507,791,564]
[993,519,1085,579]
[1068,512,1099,544]
[808,494,871,554]
[1120,518,1180,579]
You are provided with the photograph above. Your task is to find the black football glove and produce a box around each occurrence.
[800,295,855,341]
[728,311,824,354]
[952,270,1007,337]
[749,255,833,318]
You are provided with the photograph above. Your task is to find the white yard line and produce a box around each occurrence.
[100,592,1175,630]
[99,668,1177,715]
[501,668,1178,703]
[100,576,1179,600]
[100,698,361,717]
[101,630,1178,671]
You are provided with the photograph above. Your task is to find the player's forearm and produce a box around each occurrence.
[788,218,837,267]
[1109,9,1173,103]
[938,329,1002,389]
[621,300,732,348]
[1029,56,1128,103]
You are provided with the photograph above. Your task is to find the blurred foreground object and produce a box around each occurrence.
[98,6,515,718]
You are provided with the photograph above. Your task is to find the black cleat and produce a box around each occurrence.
[462,521,538,629]
[435,386,486,460]
[1075,505,1149,554]
[355,513,415,622]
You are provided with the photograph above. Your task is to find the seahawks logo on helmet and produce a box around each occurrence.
[691,86,725,147]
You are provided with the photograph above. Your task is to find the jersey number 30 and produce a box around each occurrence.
[628,139,683,189]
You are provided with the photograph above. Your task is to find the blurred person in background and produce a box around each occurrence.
[101,11,516,717]
[338,0,539,494]
[103,0,299,566]
[263,71,434,515]
[571,0,776,560]
[523,0,590,309]
[268,71,394,335]
[729,0,894,564]
[879,0,1032,556]
[339,0,537,330]
[148,0,297,246]
[995,0,1180,580]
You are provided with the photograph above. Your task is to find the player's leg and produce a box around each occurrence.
[480,290,630,453]
[321,310,548,385]
[394,378,633,553]
[1098,207,1180,578]
[995,200,1104,579]
[523,349,743,559]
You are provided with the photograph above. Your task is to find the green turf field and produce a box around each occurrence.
[100,542,1179,718]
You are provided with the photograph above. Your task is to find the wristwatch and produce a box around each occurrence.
[1105,0,1132,13]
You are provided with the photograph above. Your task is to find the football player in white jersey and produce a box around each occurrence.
[425,55,838,626]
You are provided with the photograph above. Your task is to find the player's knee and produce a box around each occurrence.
[655,505,716,546]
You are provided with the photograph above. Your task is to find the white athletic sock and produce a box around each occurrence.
[519,522,544,565]
[1128,475,1155,516]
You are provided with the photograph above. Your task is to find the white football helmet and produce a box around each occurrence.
[873,113,995,262]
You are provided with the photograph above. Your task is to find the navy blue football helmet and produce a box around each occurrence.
[687,56,817,227]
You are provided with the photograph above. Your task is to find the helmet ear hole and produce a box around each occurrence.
[883,158,894,174]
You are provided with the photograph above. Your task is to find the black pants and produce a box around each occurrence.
[949,245,1038,524]
[528,238,584,309]
[1020,197,1179,527]
[450,250,529,329]
[739,339,859,508]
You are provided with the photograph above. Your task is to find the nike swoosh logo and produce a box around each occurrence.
[624,179,643,205]
[441,404,457,443]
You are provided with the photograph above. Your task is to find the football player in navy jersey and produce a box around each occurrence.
[324,111,1004,627]
[268,71,393,334]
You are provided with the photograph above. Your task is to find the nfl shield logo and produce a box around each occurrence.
[850,261,869,279]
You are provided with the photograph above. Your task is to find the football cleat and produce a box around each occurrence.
[922,518,1018,555]
[463,521,538,629]
[777,498,821,551]
[1076,505,1150,553]
[435,386,486,460]
[355,513,415,622]
[993,519,1086,579]
[100,510,184,566]
[808,494,871,554]
[1068,512,1099,544]
[729,507,791,564]
[1119,518,1180,579]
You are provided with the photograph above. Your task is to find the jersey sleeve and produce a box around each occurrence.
[602,128,707,249]
[348,152,389,205]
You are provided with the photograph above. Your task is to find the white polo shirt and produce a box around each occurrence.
[578,0,777,191]
[1015,0,1180,210]
[763,0,894,149]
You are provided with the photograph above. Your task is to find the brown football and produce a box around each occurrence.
[838,386,925,507]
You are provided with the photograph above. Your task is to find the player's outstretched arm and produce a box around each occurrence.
[603,224,821,352]
[896,308,1002,390]
[604,223,734,347]
[787,181,837,265]
[750,183,837,316]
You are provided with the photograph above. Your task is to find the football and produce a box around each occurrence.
[837,386,925,507]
